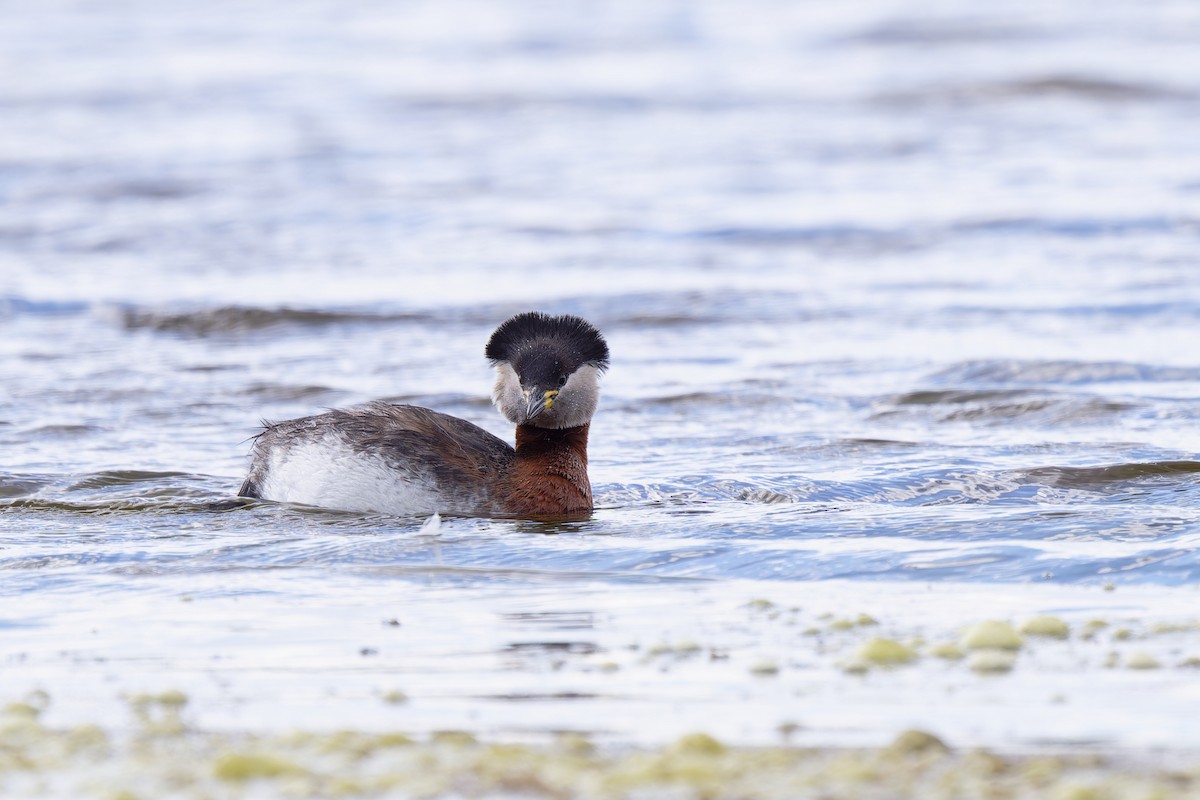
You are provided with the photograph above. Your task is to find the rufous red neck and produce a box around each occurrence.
[514,423,590,461]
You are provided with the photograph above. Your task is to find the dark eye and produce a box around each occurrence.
[557,374,568,388]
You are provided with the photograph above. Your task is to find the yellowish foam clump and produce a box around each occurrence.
[430,730,477,747]
[127,690,189,735]
[213,752,305,782]
[831,613,880,631]
[961,621,1023,651]
[1020,615,1070,639]
[129,690,188,708]
[968,650,1017,674]
[856,638,917,666]
[378,732,414,748]
[1056,783,1106,800]
[1022,755,1065,786]
[1126,653,1161,670]
[554,732,594,756]
[671,732,726,756]
[4,701,43,721]
[887,729,948,756]
[647,641,702,658]
[5,699,1200,800]
[928,643,965,660]
[749,660,780,676]
[65,723,109,756]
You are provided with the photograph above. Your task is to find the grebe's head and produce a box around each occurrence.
[485,312,609,429]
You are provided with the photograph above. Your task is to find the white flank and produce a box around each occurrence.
[255,433,455,516]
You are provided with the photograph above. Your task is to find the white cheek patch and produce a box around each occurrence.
[491,363,525,424]
[542,364,600,429]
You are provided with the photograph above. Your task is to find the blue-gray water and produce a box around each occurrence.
[3,0,1200,759]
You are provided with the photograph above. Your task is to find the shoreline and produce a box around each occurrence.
[5,699,1199,799]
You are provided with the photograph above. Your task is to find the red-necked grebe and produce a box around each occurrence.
[238,311,609,519]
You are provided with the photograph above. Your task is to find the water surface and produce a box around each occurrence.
[2,0,1200,765]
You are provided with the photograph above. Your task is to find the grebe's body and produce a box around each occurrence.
[239,312,608,519]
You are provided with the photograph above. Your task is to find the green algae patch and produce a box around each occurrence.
[213,752,306,782]
[857,638,918,666]
[1021,616,1070,639]
[962,621,1023,651]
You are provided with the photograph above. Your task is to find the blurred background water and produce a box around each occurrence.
[2,0,1200,756]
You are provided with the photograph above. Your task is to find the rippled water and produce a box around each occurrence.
[3,0,1200,763]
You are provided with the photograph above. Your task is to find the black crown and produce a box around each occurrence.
[485,312,610,372]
